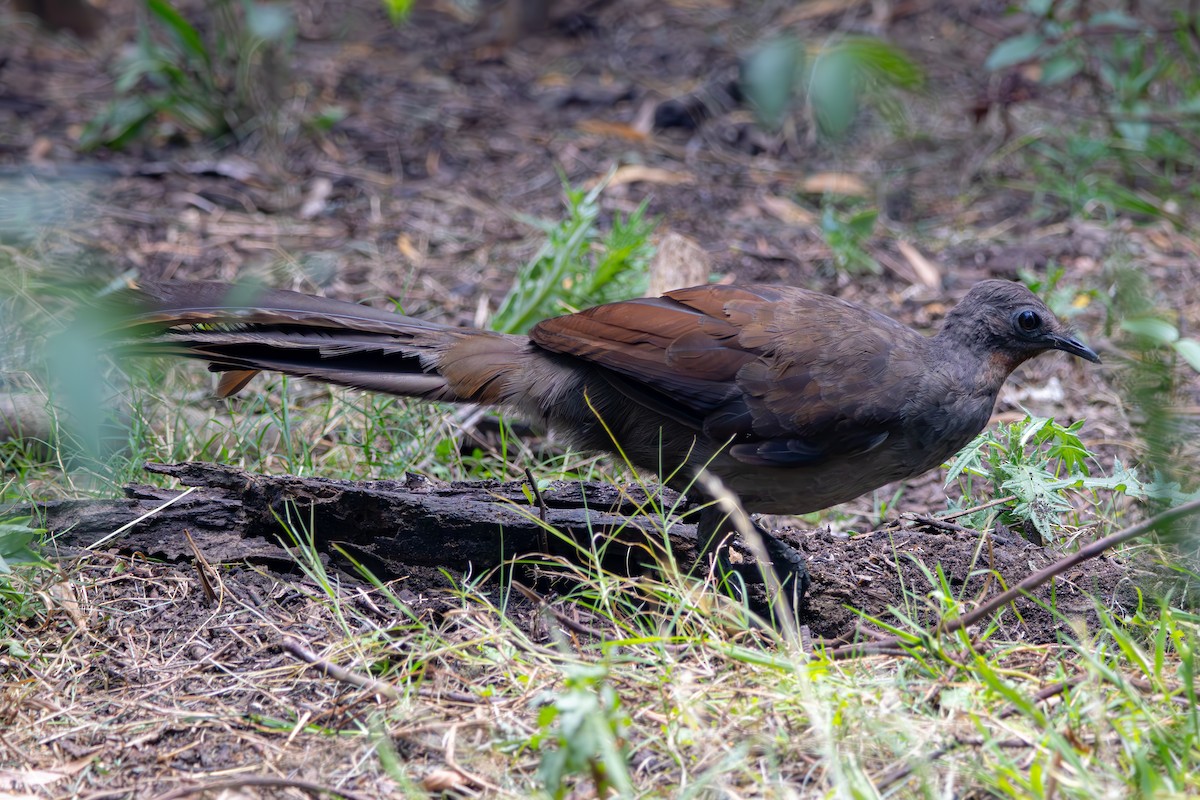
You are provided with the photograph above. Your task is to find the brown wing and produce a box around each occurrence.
[531,284,929,466]
[530,287,769,408]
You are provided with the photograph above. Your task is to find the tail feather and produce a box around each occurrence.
[120,281,528,405]
[120,280,448,336]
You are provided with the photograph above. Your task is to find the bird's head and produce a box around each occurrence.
[939,281,1100,376]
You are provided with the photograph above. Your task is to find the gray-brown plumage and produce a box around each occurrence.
[119,279,1099,596]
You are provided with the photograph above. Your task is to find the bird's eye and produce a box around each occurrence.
[1016,310,1041,332]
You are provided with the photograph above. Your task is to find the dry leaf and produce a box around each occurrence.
[422,768,470,793]
[396,233,424,267]
[895,240,941,289]
[44,580,86,631]
[760,194,817,226]
[299,177,334,219]
[801,173,870,197]
[575,120,651,142]
[594,164,692,190]
[648,232,712,296]
[0,767,65,791]
[780,0,870,24]
[28,137,53,162]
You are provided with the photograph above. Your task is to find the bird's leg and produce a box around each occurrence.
[695,503,811,604]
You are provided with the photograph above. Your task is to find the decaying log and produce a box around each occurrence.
[30,462,715,584]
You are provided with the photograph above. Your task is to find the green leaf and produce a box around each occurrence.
[1001,464,1070,543]
[837,36,924,89]
[1089,10,1142,30]
[146,0,210,67]
[78,98,158,150]
[1174,338,1200,372]
[245,2,294,42]
[984,32,1045,71]
[742,37,804,131]
[309,105,348,131]
[1121,316,1179,344]
[1018,414,1051,449]
[846,208,878,237]
[0,517,47,572]
[1041,54,1082,85]
[381,0,414,24]
[810,47,860,138]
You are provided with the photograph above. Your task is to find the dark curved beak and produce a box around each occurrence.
[1050,332,1101,363]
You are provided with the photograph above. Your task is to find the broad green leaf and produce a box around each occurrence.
[0,517,47,572]
[810,47,860,137]
[1089,10,1142,30]
[1174,338,1200,372]
[742,37,804,131]
[1121,316,1179,344]
[984,32,1045,71]
[1041,54,1082,85]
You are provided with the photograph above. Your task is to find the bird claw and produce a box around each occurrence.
[759,533,811,606]
[694,503,810,606]
[705,529,810,611]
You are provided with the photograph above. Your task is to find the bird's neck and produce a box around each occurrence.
[982,350,1029,390]
[933,330,1028,399]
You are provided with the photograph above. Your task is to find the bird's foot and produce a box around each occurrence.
[694,503,810,608]
[758,531,810,608]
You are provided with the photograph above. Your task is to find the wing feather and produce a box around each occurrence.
[532,284,930,467]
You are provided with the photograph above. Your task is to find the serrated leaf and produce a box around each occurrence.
[1001,464,1071,542]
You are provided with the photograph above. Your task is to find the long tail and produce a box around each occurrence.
[117,281,531,405]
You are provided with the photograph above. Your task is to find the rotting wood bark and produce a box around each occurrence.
[23,461,720,585]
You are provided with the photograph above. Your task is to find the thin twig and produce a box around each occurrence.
[280,637,401,701]
[147,775,374,800]
[183,528,219,607]
[825,498,1200,660]
[523,467,548,525]
[512,580,608,640]
[942,497,1200,638]
[936,495,1017,521]
[443,723,504,794]
[524,466,549,554]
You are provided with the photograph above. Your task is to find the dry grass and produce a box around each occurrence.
[6,525,1199,798]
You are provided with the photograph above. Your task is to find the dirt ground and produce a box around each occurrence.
[3,0,1198,796]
